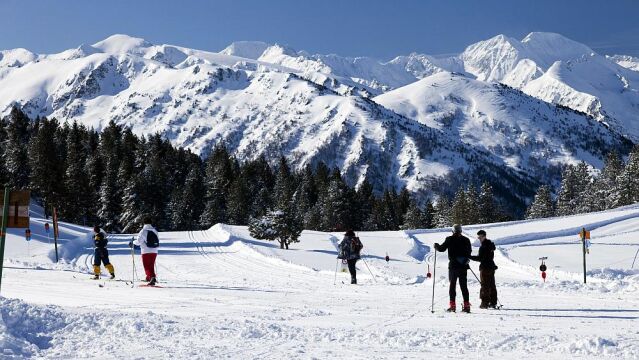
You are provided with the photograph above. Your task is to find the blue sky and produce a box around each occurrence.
[1,0,638,59]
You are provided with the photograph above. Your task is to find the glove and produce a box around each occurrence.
[128,241,133,248]
[434,243,440,251]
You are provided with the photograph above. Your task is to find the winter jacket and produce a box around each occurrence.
[338,236,362,260]
[94,230,108,249]
[435,234,472,269]
[133,224,160,255]
[470,239,498,271]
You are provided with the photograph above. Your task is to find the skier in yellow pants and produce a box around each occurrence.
[92,226,115,279]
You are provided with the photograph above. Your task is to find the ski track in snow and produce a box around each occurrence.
[1,204,639,359]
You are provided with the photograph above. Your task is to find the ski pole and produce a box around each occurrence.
[131,236,137,287]
[632,247,639,269]
[431,250,437,313]
[333,258,339,285]
[361,256,377,283]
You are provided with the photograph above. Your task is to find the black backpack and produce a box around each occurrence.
[146,230,159,248]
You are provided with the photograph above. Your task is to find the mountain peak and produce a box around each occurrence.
[520,32,593,56]
[92,34,152,54]
[220,41,270,59]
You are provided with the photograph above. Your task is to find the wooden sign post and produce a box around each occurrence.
[0,189,30,294]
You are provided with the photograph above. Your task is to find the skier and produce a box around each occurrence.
[92,226,115,280]
[338,230,363,284]
[129,217,160,286]
[434,224,472,313]
[470,230,498,309]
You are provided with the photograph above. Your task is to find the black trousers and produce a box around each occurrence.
[347,259,358,281]
[93,248,111,266]
[449,268,469,302]
[480,269,498,306]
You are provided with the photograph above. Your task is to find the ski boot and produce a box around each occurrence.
[351,278,357,285]
[91,274,100,280]
[446,301,456,312]
[149,277,157,286]
[479,302,489,309]
[462,301,471,313]
[109,273,116,280]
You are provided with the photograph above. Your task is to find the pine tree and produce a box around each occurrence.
[451,188,467,225]
[424,200,435,229]
[477,182,496,224]
[200,145,233,227]
[226,171,251,225]
[355,179,375,230]
[61,122,91,224]
[557,162,591,216]
[618,146,639,206]
[98,159,123,231]
[170,164,206,230]
[401,200,429,230]
[526,185,555,219]
[28,118,63,216]
[396,187,411,226]
[433,196,452,228]
[3,107,31,189]
[248,209,302,249]
[464,186,480,224]
[0,117,8,186]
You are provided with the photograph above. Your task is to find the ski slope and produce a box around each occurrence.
[1,204,639,359]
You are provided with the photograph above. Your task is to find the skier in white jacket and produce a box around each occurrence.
[129,217,160,285]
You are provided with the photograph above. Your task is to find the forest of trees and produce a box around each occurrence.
[526,150,639,219]
[1,107,636,234]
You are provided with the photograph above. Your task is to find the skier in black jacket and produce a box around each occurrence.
[338,229,363,284]
[92,226,115,280]
[434,224,472,313]
[470,230,498,309]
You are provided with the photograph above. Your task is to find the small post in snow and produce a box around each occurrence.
[0,187,10,294]
[53,207,60,263]
[579,227,590,284]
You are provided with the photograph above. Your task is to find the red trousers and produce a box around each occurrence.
[141,253,157,280]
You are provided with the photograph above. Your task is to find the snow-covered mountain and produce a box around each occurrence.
[459,33,639,141]
[375,72,630,184]
[609,54,639,72]
[0,33,634,205]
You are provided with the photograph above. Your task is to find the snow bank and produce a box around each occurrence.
[49,232,93,263]
[0,297,67,358]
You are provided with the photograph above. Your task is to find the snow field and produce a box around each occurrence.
[1,204,638,358]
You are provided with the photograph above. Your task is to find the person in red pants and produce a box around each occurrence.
[129,217,160,285]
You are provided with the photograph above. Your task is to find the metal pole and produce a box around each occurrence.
[0,187,11,294]
[333,258,339,285]
[431,250,437,313]
[361,257,377,283]
[581,228,587,284]
[131,237,136,288]
[53,207,59,263]
[631,247,639,269]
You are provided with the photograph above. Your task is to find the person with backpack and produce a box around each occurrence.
[338,229,363,284]
[470,230,498,309]
[92,225,115,280]
[434,224,472,313]
[129,217,160,286]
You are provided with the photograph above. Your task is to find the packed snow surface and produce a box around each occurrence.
[1,203,638,359]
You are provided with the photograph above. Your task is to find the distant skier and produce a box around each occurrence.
[434,224,472,313]
[129,217,160,286]
[338,230,363,284]
[470,230,498,309]
[92,226,115,280]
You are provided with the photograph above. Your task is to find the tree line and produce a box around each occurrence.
[7,106,629,235]
[526,149,639,219]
